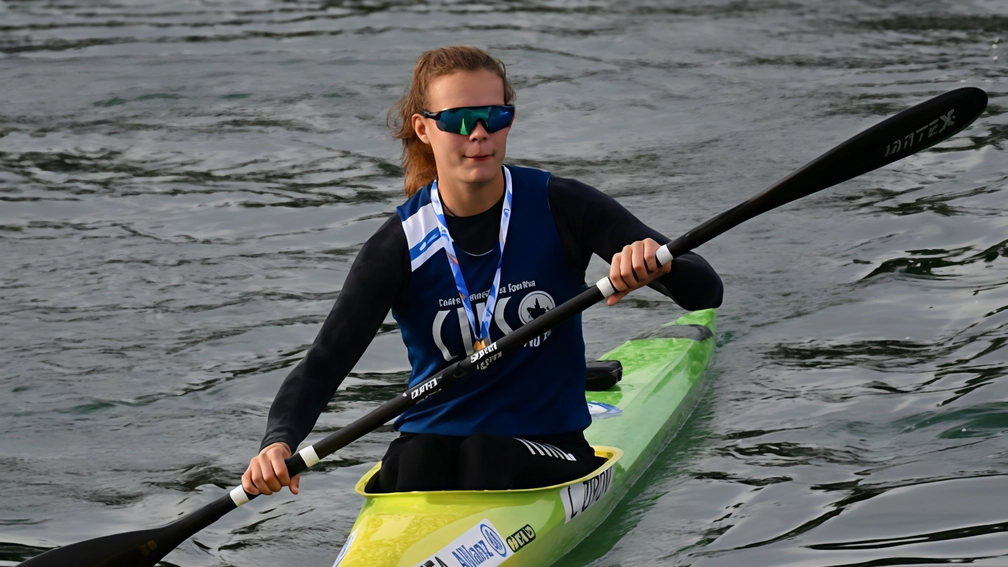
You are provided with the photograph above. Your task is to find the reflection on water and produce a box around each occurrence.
[2,0,1008,566]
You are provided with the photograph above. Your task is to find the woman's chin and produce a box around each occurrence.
[463,161,502,182]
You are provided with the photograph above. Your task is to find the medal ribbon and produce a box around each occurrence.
[429,170,512,351]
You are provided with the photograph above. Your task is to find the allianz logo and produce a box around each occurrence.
[415,520,509,567]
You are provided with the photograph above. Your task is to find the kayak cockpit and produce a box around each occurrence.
[355,446,622,496]
[334,447,623,566]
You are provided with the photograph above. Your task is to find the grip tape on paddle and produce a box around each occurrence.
[595,277,616,298]
[230,486,250,507]
[656,245,674,267]
[299,445,320,467]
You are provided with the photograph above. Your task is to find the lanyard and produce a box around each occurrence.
[429,173,512,352]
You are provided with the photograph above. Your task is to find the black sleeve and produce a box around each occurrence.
[260,214,410,452]
[547,175,723,311]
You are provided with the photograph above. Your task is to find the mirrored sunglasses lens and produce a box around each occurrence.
[454,109,488,135]
[436,107,512,134]
[486,107,514,132]
[436,111,465,133]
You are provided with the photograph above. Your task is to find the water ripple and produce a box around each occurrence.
[3,0,1008,566]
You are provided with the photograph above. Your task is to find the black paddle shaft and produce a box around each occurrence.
[300,86,988,475]
[665,87,988,257]
[18,87,987,567]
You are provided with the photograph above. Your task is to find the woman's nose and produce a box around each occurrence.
[468,120,490,140]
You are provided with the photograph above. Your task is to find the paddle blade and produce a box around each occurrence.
[18,494,237,567]
[18,528,178,567]
[668,87,988,255]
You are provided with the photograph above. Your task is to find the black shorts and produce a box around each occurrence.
[377,431,604,492]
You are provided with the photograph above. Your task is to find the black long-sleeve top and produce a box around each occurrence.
[260,175,723,452]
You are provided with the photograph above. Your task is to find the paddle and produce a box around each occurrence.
[19,86,987,567]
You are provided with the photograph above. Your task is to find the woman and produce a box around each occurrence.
[242,46,722,496]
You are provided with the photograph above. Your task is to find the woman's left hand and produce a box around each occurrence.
[607,238,672,305]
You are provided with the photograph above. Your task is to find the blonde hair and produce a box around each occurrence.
[389,46,516,196]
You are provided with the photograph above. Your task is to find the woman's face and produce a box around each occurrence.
[413,69,511,190]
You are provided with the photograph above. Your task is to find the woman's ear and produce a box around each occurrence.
[412,114,431,145]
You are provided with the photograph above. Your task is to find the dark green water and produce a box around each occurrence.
[2,1,1007,565]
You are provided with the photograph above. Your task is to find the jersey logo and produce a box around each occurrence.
[431,289,556,361]
[518,291,554,324]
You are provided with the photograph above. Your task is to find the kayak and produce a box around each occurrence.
[332,308,716,567]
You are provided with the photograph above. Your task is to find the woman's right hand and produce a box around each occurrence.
[242,442,300,496]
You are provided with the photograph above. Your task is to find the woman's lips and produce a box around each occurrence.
[467,154,492,161]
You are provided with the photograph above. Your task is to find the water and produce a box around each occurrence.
[1,0,1007,565]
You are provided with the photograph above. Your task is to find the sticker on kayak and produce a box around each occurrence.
[331,529,356,567]
[587,401,622,419]
[562,461,613,523]
[506,524,536,553]
[415,519,509,567]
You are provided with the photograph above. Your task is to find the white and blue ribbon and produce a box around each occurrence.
[429,168,513,350]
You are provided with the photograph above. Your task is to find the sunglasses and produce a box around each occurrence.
[422,105,515,135]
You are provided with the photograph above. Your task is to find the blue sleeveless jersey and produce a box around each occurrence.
[392,165,590,436]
